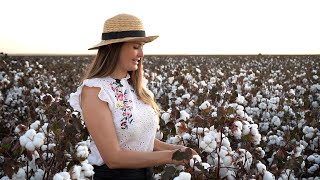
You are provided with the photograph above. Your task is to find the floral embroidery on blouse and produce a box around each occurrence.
[110,79,133,129]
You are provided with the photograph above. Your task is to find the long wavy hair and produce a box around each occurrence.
[82,43,160,115]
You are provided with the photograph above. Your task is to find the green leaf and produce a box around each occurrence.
[1,137,14,150]
[226,106,236,115]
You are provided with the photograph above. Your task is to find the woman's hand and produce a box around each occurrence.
[170,147,198,165]
[180,146,198,156]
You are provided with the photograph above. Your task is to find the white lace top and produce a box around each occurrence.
[69,74,158,166]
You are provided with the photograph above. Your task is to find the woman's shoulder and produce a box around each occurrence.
[69,76,115,112]
[82,76,111,84]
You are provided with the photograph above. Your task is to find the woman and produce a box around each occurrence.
[69,14,196,179]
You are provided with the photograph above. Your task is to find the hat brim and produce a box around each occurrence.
[88,35,159,50]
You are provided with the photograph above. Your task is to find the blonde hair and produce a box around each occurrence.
[82,43,160,115]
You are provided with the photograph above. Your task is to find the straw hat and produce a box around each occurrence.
[88,14,158,50]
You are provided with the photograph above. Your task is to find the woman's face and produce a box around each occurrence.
[117,42,144,74]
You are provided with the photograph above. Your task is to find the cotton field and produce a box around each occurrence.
[0,54,319,179]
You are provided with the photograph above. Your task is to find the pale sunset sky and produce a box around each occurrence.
[1,0,319,55]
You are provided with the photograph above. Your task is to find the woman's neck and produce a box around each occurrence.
[110,71,128,80]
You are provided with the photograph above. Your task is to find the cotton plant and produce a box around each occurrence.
[53,143,94,180]
[2,54,320,179]
[256,161,275,180]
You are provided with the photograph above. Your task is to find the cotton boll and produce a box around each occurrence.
[211,111,217,117]
[161,112,170,124]
[30,120,41,130]
[256,161,266,174]
[204,146,214,153]
[259,102,267,110]
[12,168,26,180]
[208,140,217,149]
[236,109,245,118]
[312,101,319,108]
[189,155,202,168]
[206,134,215,143]
[233,128,242,139]
[39,123,49,134]
[222,138,230,148]
[71,165,82,179]
[53,172,70,180]
[223,155,233,166]
[153,173,162,180]
[192,127,209,134]
[253,133,262,145]
[81,163,94,177]
[234,121,243,130]
[250,127,259,136]
[175,97,183,105]
[244,151,253,170]
[236,95,245,104]
[199,101,210,110]
[307,164,319,174]
[182,133,191,141]
[48,143,56,150]
[33,137,44,148]
[167,136,181,145]
[182,93,191,99]
[305,133,314,139]
[206,155,215,165]
[256,147,265,158]
[315,156,320,164]
[242,125,250,135]
[289,89,295,96]
[34,132,45,140]
[14,126,22,134]
[41,145,47,151]
[237,105,244,111]
[219,168,229,179]
[246,116,253,123]
[188,100,195,106]
[53,174,64,180]
[33,169,44,180]
[271,116,281,127]
[260,122,269,132]
[19,135,30,147]
[26,141,36,151]
[263,171,275,180]
[76,145,89,159]
[179,110,190,121]
[173,172,191,180]
[0,176,10,180]
[294,145,304,157]
[200,163,210,170]
[156,130,163,140]
[25,129,36,140]
[219,149,228,159]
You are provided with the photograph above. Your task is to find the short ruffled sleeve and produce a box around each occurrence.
[68,78,114,116]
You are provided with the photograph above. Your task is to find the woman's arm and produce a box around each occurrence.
[153,138,184,151]
[154,138,198,157]
[81,86,181,169]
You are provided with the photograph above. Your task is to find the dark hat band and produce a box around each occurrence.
[102,30,146,40]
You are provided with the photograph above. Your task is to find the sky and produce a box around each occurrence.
[1,0,320,55]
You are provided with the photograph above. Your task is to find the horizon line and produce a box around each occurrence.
[5,53,320,56]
